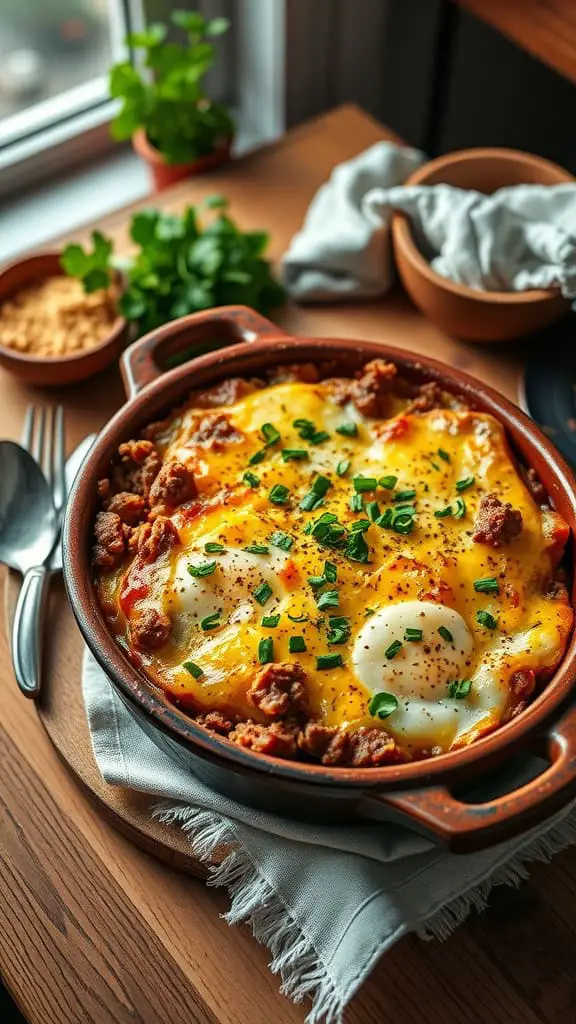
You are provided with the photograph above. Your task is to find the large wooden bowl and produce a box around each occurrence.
[63,305,576,851]
[392,148,574,342]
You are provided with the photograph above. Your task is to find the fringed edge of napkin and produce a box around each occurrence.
[155,802,576,1024]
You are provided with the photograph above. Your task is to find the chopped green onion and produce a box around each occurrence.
[366,500,381,522]
[456,476,475,492]
[312,475,332,496]
[438,448,450,463]
[253,581,273,605]
[288,612,308,622]
[434,505,453,518]
[453,497,466,519]
[365,607,376,616]
[269,531,293,551]
[188,561,217,578]
[448,679,472,699]
[393,488,416,502]
[326,616,350,645]
[248,449,265,465]
[336,459,351,477]
[200,612,220,631]
[317,590,339,611]
[310,430,330,444]
[350,493,364,512]
[353,476,378,493]
[336,422,358,437]
[282,449,309,462]
[316,653,343,670]
[244,544,269,555]
[369,691,399,719]
[428,458,440,471]
[300,475,332,511]
[262,614,280,628]
[474,576,499,595]
[258,637,274,664]
[379,475,398,490]
[346,530,370,563]
[476,609,497,630]
[384,640,402,660]
[183,661,203,679]
[269,484,290,505]
[438,625,454,643]
[204,542,224,553]
[293,418,316,439]
[404,628,423,642]
[289,636,307,653]
[378,504,417,535]
[300,490,323,512]
[324,560,338,583]
[261,423,280,447]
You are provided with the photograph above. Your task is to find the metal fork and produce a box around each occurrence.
[15,405,65,697]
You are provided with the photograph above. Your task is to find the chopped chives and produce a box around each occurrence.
[474,576,499,595]
[384,640,402,660]
[188,561,217,578]
[288,612,308,622]
[453,497,466,519]
[404,628,423,642]
[316,653,343,670]
[346,530,370,563]
[317,590,339,611]
[476,609,497,630]
[369,691,399,719]
[300,475,331,510]
[262,614,280,628]
[324,561,338,583]
[309,430,330,444]
[258,637,274,664]
[244,544,269,555]
[282,449,309,461]
[312,475,332,496]
[261,423,280,447]
[336,459,351,477]
[350,493,364,512]
[289,636,307,653]
[300,491,323,512]
[448,679,472,699]
[269,531,293,551]
[253,581,273,605]
[200,612,220,631]
[248,449,265,465]
[364,607,375,616]
[434,505,453,518]
[353,476,378,493]
[326,616,350,645]
[393,488,416,502]
[204,542,224,553]
[183,661,203,679]
[366,500,381,522]
[456,476,475,492]
[293,418,316,438]
[438,625,454,643]
[438,448,450,463]
[378,475,397,490]
[269,484,290,505]
[336,422,358,437]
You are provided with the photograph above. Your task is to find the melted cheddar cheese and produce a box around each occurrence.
[96,380,573,759]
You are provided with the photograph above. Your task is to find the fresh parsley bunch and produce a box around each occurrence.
[109,9,234,165]
[60,196,285,335]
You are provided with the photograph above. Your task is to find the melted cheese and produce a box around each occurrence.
[96,381,573,757]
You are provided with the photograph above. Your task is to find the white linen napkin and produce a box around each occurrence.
[83,649,576,1024]
[282,141,576,302]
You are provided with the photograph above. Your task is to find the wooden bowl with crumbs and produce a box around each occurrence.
[0,252,128,386]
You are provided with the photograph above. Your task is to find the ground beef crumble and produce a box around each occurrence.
[298,722,406,766]
[137,517,180,563]
[93,511,127,569]
[149,460,197,510]
[248,663,308,718]
[472,492,523,547]
[229,720,300,757]
[189,412,244,448]
[130,607,172,650]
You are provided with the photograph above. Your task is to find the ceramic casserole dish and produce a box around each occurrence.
[63,306,576,851]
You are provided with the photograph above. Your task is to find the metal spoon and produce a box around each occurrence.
[0,441,58,697]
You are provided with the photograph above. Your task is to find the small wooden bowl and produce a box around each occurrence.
[0,252,128,386]
[391,148,574,342]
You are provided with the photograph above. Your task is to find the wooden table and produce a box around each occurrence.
[1,105,575,1024]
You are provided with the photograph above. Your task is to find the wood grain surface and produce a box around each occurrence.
[1,104,575,1024]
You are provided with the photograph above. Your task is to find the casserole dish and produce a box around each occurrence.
[63,305,576,851]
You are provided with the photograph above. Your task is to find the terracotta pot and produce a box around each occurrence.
[391,147,574,342]
[132,128,233,192]
[63,305,576,851]
[0,252,128,387]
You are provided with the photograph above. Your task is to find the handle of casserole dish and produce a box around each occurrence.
[121,305,287,397]
[363,704,576,852]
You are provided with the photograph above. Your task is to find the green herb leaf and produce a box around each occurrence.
[384,640,402,660]
[324,560,338,583]
[261,423,280,447]
[262,614,280,628]
[282,449,309,462]
[187,560,217,578]
[350,493,364,512]
[183,660,203,679]
[326,616,351,645]
[316,590,339,611]
[287,613,308,622]
[335,422,358,437]
[448,679,472,699]
[438,448,451,463]
[366,500,381,522]
[368,691,399,719]
[244,544,269,555]
[293,418,316,439]
[474,576,499,595]
[258,637,274,664]
[253,581,273,605]
[434,505,453,518]
[269,484,290,505]
[243,471,260,488]
[248,450,265,466]
[316,653,343,670]
[336,459,351,477]
[269,531,293,551]
[476,609,498,630]
[378,475,398,490]
[289,636,307,653]
[204,542,224,553]
[346,530,370,563]
[393,489,416,502]
[309,430,330,444]
[456,476,475,492]
[404,628,423,642]
[438,625,454,643]
[453,497,466,519]
[200,612,220,631]
[353,476,377,493]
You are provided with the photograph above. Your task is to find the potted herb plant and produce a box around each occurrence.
[109,9,235,191]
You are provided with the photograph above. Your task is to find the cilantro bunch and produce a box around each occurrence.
[60,196,284,335]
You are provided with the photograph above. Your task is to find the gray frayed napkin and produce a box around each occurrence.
[83,650,576,1024]
[283,141,576,302]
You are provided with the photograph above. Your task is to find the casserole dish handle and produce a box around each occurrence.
[363,705,576,851]
[121,305,287,397]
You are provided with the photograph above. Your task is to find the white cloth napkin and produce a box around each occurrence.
[83,649,576,1024]
[282,141,576,302]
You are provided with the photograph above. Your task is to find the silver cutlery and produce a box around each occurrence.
[0,441,58,698]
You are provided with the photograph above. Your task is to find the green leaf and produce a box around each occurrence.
[127,24,167,49]
[203,193,228,210]
[83,269,110,293]
[155,213,186,241]
[368,692,399,719]
[171,10,206,33]
[130,210,158,246]
[60,244,89,277]
[206,17,230,36]
[118,290,147,321]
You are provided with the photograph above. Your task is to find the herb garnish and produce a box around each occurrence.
[269,484,290,505]
[269,531,293,551]
[204,542,224,553]
[376,504,417,535]
[262,614,280,628]
[253,581,273,605]
[438,448,450,463]
[261,423,280,447]
[353,476,378,493]
[336,422,358,437]
[448,679,472,699]
[316,653,343,670]
[183,661,203,679]
[287,612,308,622]
[326,616,351,645]
[258,637,274,664]
[474,577,499,595]
[200,612,220,631]
[379,475,398,490]
[350,493,364,512]
[248,450,265,466]
[404,628,423,642]
[316,590,340,611]
[384,640,402,659]
[293,418,330,444]
[289,636,307,653]
[366,500,380,522]
[336,459,351,477]
[476,609,497,630]
[300,474,332,511]
[393,489,416,502]
[369,691,399,719]
[438,625,454,643]
[456,476,475,492]
[244,544,269,555]
[282,449,309,462]
[188,560,217,578]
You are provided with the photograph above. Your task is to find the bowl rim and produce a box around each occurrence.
[0,250,126,366]
[63,330,576,790]
[392,146,574,306]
